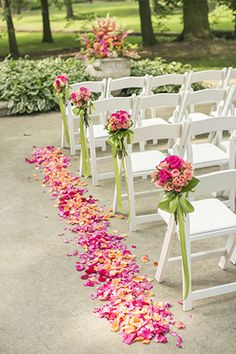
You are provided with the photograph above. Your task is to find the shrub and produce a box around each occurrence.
[0,57,89,115]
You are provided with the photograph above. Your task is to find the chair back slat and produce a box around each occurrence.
[187,69,227,86]
[186,89,226,106]
[91,96,134,116]
[196,170,236,197]
[149,73,187,89]
[131,123,182,144]
[188,116,236,136]
[136,92,181,110]
[70,80,106,95]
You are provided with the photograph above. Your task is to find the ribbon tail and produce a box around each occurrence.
[121,156,131,222]
[58,97,70,147]
[79,117,90,178]
[176,204,190,300]
[112,145,123,212]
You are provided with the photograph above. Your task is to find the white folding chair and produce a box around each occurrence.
[106,76,148,98]
[156,169,236,311]
[113,122,185,231]
[223,67,236,89]
[147,73,189,95]
[176,88,228,124]
[183,115,236,171]
[88,96,135,186]
[63,79,107,155]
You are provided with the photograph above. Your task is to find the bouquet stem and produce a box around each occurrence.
[80,115,90,178]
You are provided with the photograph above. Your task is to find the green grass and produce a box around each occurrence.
[0,1,235,69]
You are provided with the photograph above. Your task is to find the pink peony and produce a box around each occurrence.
[158,169,172,184]
[165,155,184,170]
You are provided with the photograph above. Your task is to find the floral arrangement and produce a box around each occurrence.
[53,74,69,102]
[70,87,94,128]
[79,16,138,59]
[53,74,70,146]
[153,155,199,299]
[105,110,133,158]
[105,110,133,212]
[70,87,95,178]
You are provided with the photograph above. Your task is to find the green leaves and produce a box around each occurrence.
[181,176,200,193]
[0,57,90,116]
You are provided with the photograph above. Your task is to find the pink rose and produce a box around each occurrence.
[164,182,174,191]
[158,169,172,184]
[171,169,180,178]
[184,168,193,180]
[165,155,184,170]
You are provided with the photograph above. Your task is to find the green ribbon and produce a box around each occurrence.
[111,144,123,212]
[158,176,199,300]
[58,96,70,147]
[79,112,90,178]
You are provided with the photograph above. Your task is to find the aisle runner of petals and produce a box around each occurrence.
[26,146,185,348]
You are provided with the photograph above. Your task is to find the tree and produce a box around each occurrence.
[64,0,74,19]
[2,0,19,58]
[182,0,210,40]
[138,0,156,46]
[40,0,53,43]
[218,0,236,38]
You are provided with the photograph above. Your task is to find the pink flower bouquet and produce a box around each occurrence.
[105,110,133,159]
[70,87,94,127]
[79,16,138,59]
[153,155,199,299]
[53,74,69,102]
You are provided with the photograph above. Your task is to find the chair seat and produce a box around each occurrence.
[140,118,168,127]
[159,198,236,239]
[189,112,217,121]
[131,150,165,174]
[188,143,229,168]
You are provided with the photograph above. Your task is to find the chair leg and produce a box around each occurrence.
[218,235,236,270]
[230,247,236,265]
[139,141,145,152]
[70,134,76,156]
[183,220,192,311]
[101,141,106,152]
[155,216,176,283]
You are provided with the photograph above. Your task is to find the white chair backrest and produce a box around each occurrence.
[147,73,188,94]
[90,96,135,124]
[70,79,107,98]
[224,67,236,88]
[187,115,236,137]
[187,69,227,89]
[131,123,182,145]
[106,76,148,97]
[221,85,236,115]
[195,169,236,211]
[185,88,227,108]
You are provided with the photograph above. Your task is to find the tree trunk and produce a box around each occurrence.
[64,0,74,19]
[2,0,19,58]
[182,0,210,40]
[16,0,22,14]
[40,0,53,43]
[138,0,156,46]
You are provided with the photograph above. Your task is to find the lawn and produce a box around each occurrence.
[0,1,235,69]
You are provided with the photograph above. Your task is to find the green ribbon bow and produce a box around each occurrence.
[158,176,199,300]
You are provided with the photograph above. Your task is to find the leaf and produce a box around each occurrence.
[169,196,178,213]
[182,177,200,193]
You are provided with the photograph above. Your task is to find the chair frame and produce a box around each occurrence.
[156,169,236,311]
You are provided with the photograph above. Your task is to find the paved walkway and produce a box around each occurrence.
[0,111,235,354]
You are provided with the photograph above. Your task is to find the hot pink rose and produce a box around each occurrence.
[165,155,184,170]
[158,169,172,184]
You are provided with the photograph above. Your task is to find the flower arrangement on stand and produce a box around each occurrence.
[53,74,70,146]
[70,87,95,178]
[105,110,133,212]
[152,155,199,299]
[79,16,138,60]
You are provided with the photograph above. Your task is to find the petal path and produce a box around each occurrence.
[26,146,184,348]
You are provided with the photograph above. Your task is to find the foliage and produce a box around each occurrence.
[129,57,204,94]
[0,57,89,115]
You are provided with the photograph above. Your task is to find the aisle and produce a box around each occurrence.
[0,111,235,354]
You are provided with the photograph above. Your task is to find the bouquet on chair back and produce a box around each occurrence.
[53,74,70,146]
[70,87,95,178]
[152,155,199,299]
[105,110,133,212]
